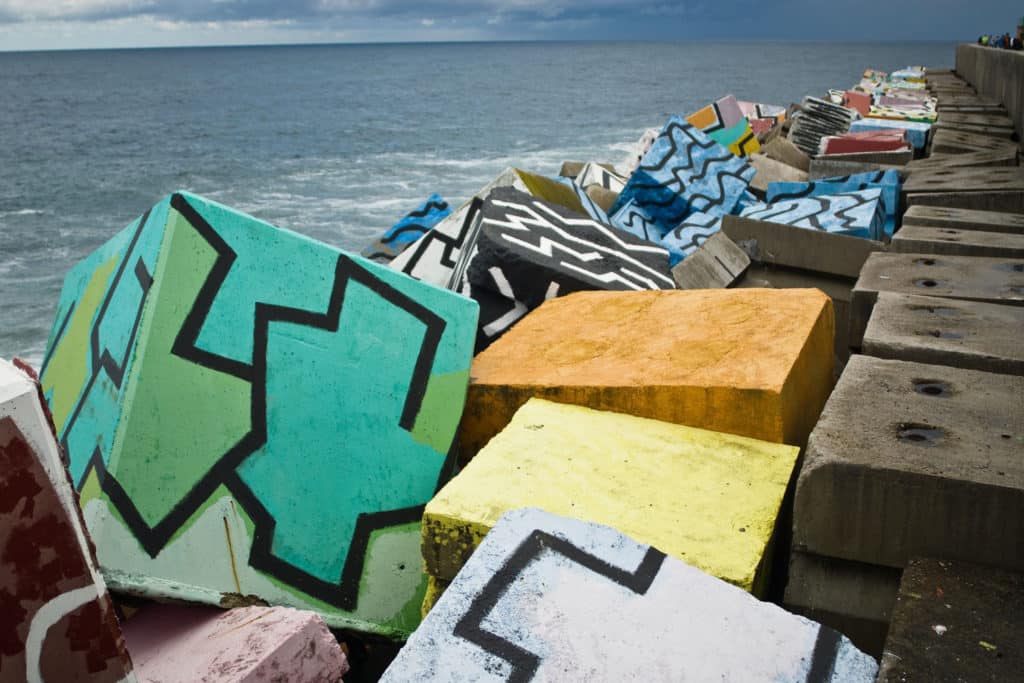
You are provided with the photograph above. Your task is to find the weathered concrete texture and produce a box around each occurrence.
[461,288,835,458]
[930,128,1019,155]
[935,111,1015,131]
[877,558,1024,682]
[723,215,886,280]
[794,355,1024,570]
[761,136,811,172]
[426,398,800,594]
[808,159,906,181]
[748,152,808,193]
[420,575,450,619]
[956,43,1024,138]
[40,191,478,637]
[891,224,1024,258]
[905,148,1019,170]
[784,551,902,658]
[123,604,348,682]
[385,509,878,682]
[902,167,1024,214]
[850,252,1024,348]
[0,359,135,683]
[863,292,1024,375]
[901,205,1024,234]
[671,231,750,289]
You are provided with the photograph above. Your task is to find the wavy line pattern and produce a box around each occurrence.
[740,188,885,239]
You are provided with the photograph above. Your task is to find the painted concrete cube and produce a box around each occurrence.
[610,117,755,232]
[609,198,664,242]
[384,508,877,682]
[850,118,931,150]
[1,359,134,683]
[361,194,451,263]
[460,288,835,460]
[39,191,479,638]
[660,211,724,266]
[740,188,886,240]
[767,170,900,237]
[123,604,348,682]
[424,398,800,595]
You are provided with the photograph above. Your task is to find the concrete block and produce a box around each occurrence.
[386,508,877,682]
[0,359,135,683]
[584,185,619,213]
[461,288,835,459]
[123,604,348,682]
[930,128,1019,155]
[748,153,808,193]
[784,551,902,658]
[557,161,616,180]
[901,204,1024,234]
[767,169,900,237]
[794,355,1024,570]
[722,215,885,279]
[850,252,1024,348]
[905,148,1019,170]
[608,197,663,242]
[466,187,673,310]
[788,97,857,157]
[610,117,754,232]
[862,292,1024,375]
[903,166,1024,213]
[426,399,800,593]
[891,224,1024,258]
[708,118,760,157]
[455,280,527,354]
[762,136,811,172]
[817,146,912,165]
[420,574,449,618]
[850,118,931,150]
[843,90,872,116]
[686,94,744,132]
[671,231,750,289]
[878,558,1024,682]
[361,194,451,263]
[390,168,526,287]
[575,161,627,193]
[39,191,479,637]
[659,211,723,265]
[739,188,886,240]
[808,158,905,181]
[936,111,1015,131]
[933,120,1016,139]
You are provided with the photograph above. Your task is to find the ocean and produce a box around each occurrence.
[0,40,954,366]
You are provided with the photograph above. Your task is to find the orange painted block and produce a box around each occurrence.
[461,289,834,459]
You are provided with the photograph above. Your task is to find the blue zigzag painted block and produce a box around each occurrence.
[740,188,885,239]
[660,212,724,267]
[767,170,899,238]
[362,194,451,262]
[609,199,664,243]
[610,117,754,234]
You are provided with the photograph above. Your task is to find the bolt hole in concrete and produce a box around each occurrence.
[897,423,945,446]
[938,237,960,242]
[939,229,959,234]
[908,305,959,317]
[1002,434,1012,439]
[914,258,937,266]
[915,279,939,288]
[912,379,952,397]
[917,329,965,340]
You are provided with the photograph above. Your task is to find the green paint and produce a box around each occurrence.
[78,467,103,507]
[357,521,427,633]
[42,255,118,432]
[411,369,470,453]
[108,210,251,529]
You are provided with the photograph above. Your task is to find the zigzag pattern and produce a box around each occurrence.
[610,199,663,242]
[612,118,753,231]
[740,188,884,238]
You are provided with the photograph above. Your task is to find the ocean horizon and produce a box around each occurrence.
[0,40,956,366]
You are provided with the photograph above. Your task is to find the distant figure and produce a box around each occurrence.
[1003,33,1012,48]
[981,34,989,46]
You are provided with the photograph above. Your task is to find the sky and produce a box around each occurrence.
[0,0,1019,51]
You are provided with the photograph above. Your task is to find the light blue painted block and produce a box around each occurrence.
[767,170,900,238]
[609,198,665,242]
[740,188,885,239]
[609,117,754,233]
[659,212,724,266]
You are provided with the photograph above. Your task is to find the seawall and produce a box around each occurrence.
[956,43,1024,137]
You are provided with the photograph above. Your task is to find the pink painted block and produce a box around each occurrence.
[0,359,135,683]
[123,604,349,682]
[844,90,873,116]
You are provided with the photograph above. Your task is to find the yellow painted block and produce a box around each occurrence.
[462,289,834,460]
[514,168,586,216]
[420,574,449,619]
[424,398,800,595]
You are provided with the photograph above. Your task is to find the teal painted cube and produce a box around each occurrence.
[39,191,479,637]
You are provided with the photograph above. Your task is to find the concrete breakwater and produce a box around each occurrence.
[2,47,1022,682]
